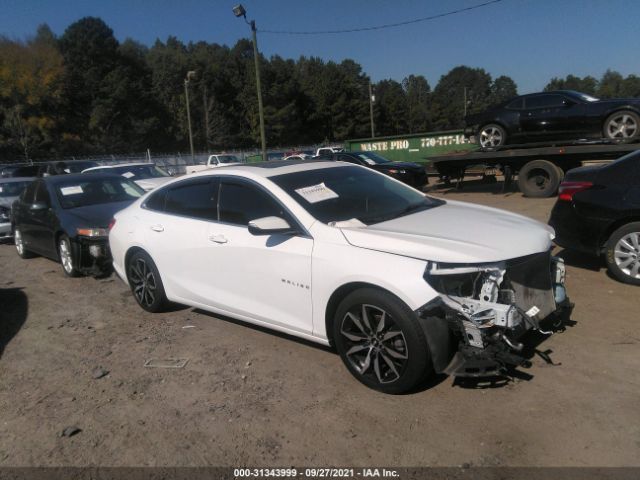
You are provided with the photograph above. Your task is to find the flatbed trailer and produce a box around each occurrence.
[428,139,640,197]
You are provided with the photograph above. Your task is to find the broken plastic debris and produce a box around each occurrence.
[143,358,189,369]
[60,426,81,437]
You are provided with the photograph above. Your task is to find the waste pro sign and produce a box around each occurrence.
[345,130,475,164]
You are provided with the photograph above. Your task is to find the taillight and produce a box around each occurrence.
[558,181,593,202]
[108,218,116,231]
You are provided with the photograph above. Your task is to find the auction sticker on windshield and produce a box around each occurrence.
[122,171,135,179]
[295,182,339,203]
[60,186,84,195]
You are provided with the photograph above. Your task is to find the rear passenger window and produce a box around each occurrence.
[506,98,523,110]
[144,188,166,212]
[219,179,288,226]
[525,94,564,109]
[164,180,216,220]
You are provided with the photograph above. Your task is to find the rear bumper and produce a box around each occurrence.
[548,202,603,255]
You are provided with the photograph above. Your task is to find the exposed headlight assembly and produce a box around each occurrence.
[76,227,109,237]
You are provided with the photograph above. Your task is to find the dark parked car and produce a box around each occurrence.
[465,90,640,149]
[12,173,145,277]
[318,151,427,188]
[0,177,36,241]
[1,164,42,178]
[548,150,640,285]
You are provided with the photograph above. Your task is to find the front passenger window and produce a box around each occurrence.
[219,180,289,226]
[34,182,50,205]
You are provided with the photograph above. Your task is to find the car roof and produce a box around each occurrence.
[83,162,154,171]
[43,172,128,185]
[186,159,348,179]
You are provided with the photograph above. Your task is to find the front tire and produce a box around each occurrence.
[126,250,169,312]
[58,235,80,277]
[603,110,640,141]
[478,124,507,150]
[604,222,640,285]
[333,288,433,394]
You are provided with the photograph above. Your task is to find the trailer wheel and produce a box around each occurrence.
[517,160,562,198]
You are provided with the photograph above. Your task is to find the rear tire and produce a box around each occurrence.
[604,222,640,286]
[13,227,35,259]
[478,124,507,150]
[126,250,169,312]
[517,160,562,197]
[333,288,433,394]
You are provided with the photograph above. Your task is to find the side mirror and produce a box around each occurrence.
[30,202,48,211]
[248,216,296,236]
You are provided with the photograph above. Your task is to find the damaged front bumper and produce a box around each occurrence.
[418,251,573,377]
[72,236,112,276]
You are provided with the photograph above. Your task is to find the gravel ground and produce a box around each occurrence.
[0,179,638,467]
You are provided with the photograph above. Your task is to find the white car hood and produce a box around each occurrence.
[340,200,554,264]
[134,177,172,191]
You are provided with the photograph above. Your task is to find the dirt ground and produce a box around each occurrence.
[0,178,638,467]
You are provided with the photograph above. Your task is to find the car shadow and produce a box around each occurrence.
[192,308,334,354]
[191,308,475,395]
[555,248,603,272]
[0,287,28,360]
[453,311,577,390]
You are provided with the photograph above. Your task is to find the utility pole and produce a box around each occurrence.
[184,71,196,159]
[463,86,468,118]
[233,5,267,163]
[369,82,376,138]
[250,20,267,162]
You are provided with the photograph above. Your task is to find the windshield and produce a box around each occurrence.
[356,152,392,165]
[55,177,145,209]
[217,155,240,164]
[568,91,599,102]
[271,166,442,225]
[108,165,169,179]
[0,181,32,197]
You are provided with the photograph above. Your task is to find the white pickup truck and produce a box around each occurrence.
[186,154,242,174]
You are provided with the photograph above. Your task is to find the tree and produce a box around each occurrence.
[544,74,598,95]
[491,75,518,105]
[0,27,64,160]
[402,75,431,133]
[374,79,408,136]
[430,66,493,130]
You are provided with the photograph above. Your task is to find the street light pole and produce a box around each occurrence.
[184,71,196,159]
[233,5,267,163]
[369,82,376,138]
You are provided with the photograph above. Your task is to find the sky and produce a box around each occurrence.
[2,0,640,94]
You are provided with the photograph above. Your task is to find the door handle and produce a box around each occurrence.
[209,234,228,244]
[150,224,164,232]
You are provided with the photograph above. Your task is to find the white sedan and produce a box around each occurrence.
[109,160,571,393]
[82,162,172,191]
